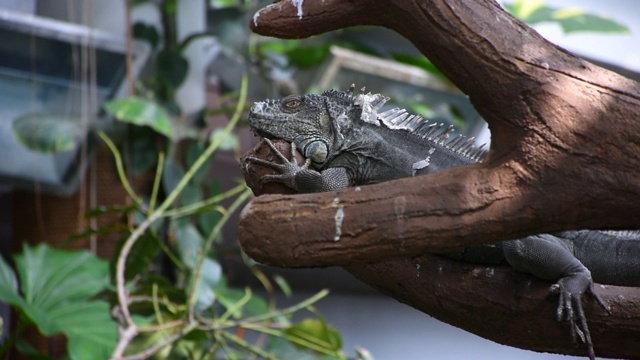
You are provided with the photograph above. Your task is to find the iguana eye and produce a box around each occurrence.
[281,96,301,111]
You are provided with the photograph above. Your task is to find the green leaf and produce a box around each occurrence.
[174,221,205,268]
[286,45,331,69]
[194,257,221,311]
[284,318,342,354]
[63,223,130,247]
[390,53,445,80]
[52,301,116,360]
[504,0,630,34]
[214,279,269,318]
[185,142,213,184]
[161,158,201,206]
[209,128,239,151]
[133,22,160,49]
[131,134,160,175]
[181,183,203,206]
[5,244,116,360]
[156,49,189,89]
[15,245,109,308]
[210,0,239,9]
[112,231,160,281]
[553,10,630,34]
[134,275,187,309]
[213,283,246,318]
[104,97,173,137]
[162,157,185,195]
[0,253,24,307]
[258,40,301,54]
[174,221,222,310]
[198,210,221,238]
[198,180,222,237]
[12,113,83,153]
[333,40,381,57]
[504,0,545,20]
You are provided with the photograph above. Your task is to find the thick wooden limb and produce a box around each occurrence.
[345,254,640,359]
[241,0,640,265]
[240,145,518,267]
[240,139,639,267]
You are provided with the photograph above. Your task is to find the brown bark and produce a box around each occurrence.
[345,254,640,359]
[239,0,640,358]
[242,0,640,265]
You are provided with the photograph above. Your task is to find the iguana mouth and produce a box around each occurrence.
[248,110,278,140]
[251,128,277,140]
[251,126,292,144]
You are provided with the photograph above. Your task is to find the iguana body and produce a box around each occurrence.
[246,86,640,359]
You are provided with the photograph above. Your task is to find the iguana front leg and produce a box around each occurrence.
[245,139,351,193]
[503,235,609,360]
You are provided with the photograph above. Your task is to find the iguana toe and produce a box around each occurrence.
[245,139,312,191]
[550,274,603,360]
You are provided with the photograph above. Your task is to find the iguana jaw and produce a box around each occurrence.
[251,127,277,141]
[247,101,293,141]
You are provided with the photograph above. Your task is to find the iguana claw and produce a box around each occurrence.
[246,138,311,190]
[550,275,610,360]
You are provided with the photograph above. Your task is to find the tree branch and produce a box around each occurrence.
[345,254,640,359]
[241,0,640,264]
[240,0,640,358]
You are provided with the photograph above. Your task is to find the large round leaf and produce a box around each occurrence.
[0,244,116,360]
[104,97,173,137]
[12,112,84,153]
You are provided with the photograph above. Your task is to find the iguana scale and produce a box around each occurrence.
[245,85,640,359]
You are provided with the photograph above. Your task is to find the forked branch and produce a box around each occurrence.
[239,0,640,358]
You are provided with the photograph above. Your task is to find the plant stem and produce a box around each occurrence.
[201,289,331,331]
[164,182,247,218]
[221,331,279,360]
[98,131,143,205]
[148,151,165,215]
[155,75,248,215]
[109,75,249,358]
[122,322,197,360]
[187,189,252,321]
[218,287,253,323]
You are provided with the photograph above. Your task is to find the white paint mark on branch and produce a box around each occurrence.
[332,197,344,241]
[394,196,407,217]
[253,3,278,27]
[292,0,305,19]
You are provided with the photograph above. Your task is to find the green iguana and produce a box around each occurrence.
[245,85,640,359]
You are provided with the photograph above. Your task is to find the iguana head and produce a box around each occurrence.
[248,88,363,167]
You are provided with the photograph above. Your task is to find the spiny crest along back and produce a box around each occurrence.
[322,85,487,162]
